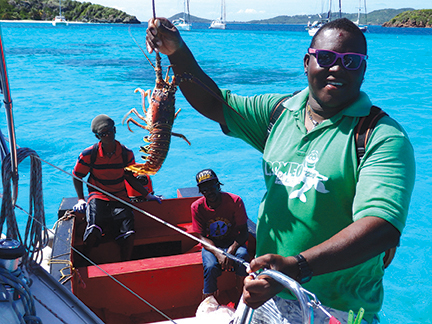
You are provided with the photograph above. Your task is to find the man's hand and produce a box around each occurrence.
[242,254,296,309]
[146,18,183,56]
[73,199,87,213]
[146,193,162,204]
[216,253,235,272]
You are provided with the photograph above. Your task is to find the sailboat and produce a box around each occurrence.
[52,0,68,26]
[173,0,192,31]
[354,0,368,32]
[306,0,341,36]
[209,0,226,30]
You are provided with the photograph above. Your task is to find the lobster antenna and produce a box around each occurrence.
[128,27,155,69]
[152,0,156,19]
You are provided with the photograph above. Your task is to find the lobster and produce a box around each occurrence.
[123,0,243,176]
[122,52,190,176]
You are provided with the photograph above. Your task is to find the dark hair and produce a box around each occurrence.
[310,18,367,54]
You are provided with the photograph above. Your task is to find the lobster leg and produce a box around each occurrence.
[123,116,152,133]
[134,88,152,115]
[172,132,191,145]
[174,108,181,119]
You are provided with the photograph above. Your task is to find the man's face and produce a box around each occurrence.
[198,180,220,203]
[96,126,116,143]
[304,28,367,112]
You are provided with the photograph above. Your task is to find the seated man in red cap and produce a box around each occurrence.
[72,114,160,261]
[191,169,250,302]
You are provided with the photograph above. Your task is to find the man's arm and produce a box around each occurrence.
[243,216,400,309]
[146,18,226,125]
[226,223,248,257]
[124,171,149,197]
[73,177,85,200]
[73,177,87,212]
[124,171,161,203]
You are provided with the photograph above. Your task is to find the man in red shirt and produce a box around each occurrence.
[191,169,250,301]
[73,114,160,261]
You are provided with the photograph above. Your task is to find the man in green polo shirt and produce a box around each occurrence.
[145,17,415,323]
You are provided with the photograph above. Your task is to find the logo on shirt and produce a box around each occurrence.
[207,217,231,240]
[265,150,329,203]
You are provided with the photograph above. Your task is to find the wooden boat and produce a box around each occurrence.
[50,187,256,323]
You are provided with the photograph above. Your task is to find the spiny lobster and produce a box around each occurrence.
[122,52,190,176]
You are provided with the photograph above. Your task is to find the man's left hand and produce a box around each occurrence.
[146,193,162,204]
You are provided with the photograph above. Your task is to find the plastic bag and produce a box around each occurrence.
[195,296,236,323]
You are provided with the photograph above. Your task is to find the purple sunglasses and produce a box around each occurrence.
[308,48,368,70]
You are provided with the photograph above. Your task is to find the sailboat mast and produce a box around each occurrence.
[338,0,341,18]
[186,0,190,22]
[59,0,62,16]
[364,0,367,24]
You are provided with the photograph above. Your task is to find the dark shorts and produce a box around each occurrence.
[83,198,135,245]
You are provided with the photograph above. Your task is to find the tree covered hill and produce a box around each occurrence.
[382,9,432,27]
[0,0,140,23]
[170,8,416,26]
[245,8,414,25]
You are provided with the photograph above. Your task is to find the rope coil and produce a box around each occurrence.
[0,147,48,265]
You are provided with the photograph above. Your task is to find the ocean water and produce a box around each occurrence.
[0,22,431,323]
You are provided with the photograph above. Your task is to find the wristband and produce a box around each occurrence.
[294,254,313,284]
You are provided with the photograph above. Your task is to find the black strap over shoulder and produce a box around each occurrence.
[265,92,301,144]
[89,143,129,170]
[354,106,388,164]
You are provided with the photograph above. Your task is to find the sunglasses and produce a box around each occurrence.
[97,127,115,137]
[308,48,368,71]
[198,182,219,194]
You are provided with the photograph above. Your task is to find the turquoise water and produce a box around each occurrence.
[0,22,431,323]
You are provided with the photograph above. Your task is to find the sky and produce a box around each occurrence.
[89,0,429,22]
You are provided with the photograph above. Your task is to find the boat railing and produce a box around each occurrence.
[234,269,315,324]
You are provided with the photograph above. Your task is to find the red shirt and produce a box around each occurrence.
[73,141,135,202]
[191,192,248,247]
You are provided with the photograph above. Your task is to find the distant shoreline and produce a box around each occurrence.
[0,20,86,24]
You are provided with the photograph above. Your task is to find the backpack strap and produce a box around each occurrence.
[354,106,396,268]
[265,91,302,144]
[90,143,129,169]
[89,143,99,172]
[354,106,388,165]
[120,144,129,168]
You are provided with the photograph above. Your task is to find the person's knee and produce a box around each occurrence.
[84,225,103,248]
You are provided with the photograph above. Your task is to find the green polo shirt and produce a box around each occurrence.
[221,88,415,323]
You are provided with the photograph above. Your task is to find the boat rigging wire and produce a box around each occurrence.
[1,159,179,323]
[1,145,329,324]
[40,156,251,271]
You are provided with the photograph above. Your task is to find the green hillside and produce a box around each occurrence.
[246,8,414,25]
[382,9,432,27]
[169,8,415,26]
[0,0,140,23]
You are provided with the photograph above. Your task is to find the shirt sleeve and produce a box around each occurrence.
[221,90,289,152]
[353,116,416,234]
[126,148,135,166]
[72,151,90,179]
